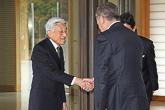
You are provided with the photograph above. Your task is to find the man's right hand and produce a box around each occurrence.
[83,78,94,86]
[74,78,94,92]
[82,78,94,91]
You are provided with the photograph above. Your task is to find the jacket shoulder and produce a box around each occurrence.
[33,38,49,49]
[139,36,153,44]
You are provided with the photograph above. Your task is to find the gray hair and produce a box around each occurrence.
[95,2,120,21]
[45,17,66,37]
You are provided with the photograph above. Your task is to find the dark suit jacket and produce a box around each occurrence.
[28,38,74,110]
[140,36,159,103]
[94,22,149,110]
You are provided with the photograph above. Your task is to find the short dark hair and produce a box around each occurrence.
[120,13,135,29]
[95,2,120,21]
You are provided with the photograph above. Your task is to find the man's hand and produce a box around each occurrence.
[83,78,94,84]
[62,102,68,110]
[83,78,94,88]
[74,78,94,92]
[82,78,94,91]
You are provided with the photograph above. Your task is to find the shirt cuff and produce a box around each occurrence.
[71,77,77,85]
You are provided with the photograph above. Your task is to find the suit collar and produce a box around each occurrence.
[49,38,60,50]
[45,38,57,53]
[104,22,124,33]
[107,21,120,29]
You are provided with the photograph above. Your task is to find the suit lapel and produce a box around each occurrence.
[45,38,62,69]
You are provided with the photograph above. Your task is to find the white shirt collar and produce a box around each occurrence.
[49,38,59,51]
[108,21,120,29]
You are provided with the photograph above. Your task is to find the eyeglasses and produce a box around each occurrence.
[58,30,67,34]
[53,30,67,35]
[53,25,67,34]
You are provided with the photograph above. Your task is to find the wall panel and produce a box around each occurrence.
[0,0,17,91]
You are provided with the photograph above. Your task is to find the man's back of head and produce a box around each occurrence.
[95,2,120,21]
[120,13,135,30]
[95,2,120,32]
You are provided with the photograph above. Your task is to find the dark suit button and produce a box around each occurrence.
[99,84,105,89]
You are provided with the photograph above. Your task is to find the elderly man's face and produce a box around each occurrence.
[48,22,67,46]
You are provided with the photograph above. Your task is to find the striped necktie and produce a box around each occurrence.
[56,46,60,58]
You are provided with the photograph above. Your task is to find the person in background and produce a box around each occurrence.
[120,12,159,109]
[28,17,93,110]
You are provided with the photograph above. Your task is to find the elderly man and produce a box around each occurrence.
[28,17,93,110]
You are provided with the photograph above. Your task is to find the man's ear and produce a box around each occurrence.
[47,30,52,37]
[99,16,105,24]
[133,26,136,32]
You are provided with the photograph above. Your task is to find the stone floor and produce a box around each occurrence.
[0,91,165,110]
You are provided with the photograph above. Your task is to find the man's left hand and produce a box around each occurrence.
[63,102,68,110]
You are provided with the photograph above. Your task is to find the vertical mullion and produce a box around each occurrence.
[118,0,125,14]
[79,0,88,110]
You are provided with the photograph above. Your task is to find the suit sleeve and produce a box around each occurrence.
[94,34,111,109]
[31,45,74,86]
[146,41,159,90]
[62,85,66,102]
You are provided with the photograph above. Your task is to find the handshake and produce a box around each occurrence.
[74,78,94,92]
